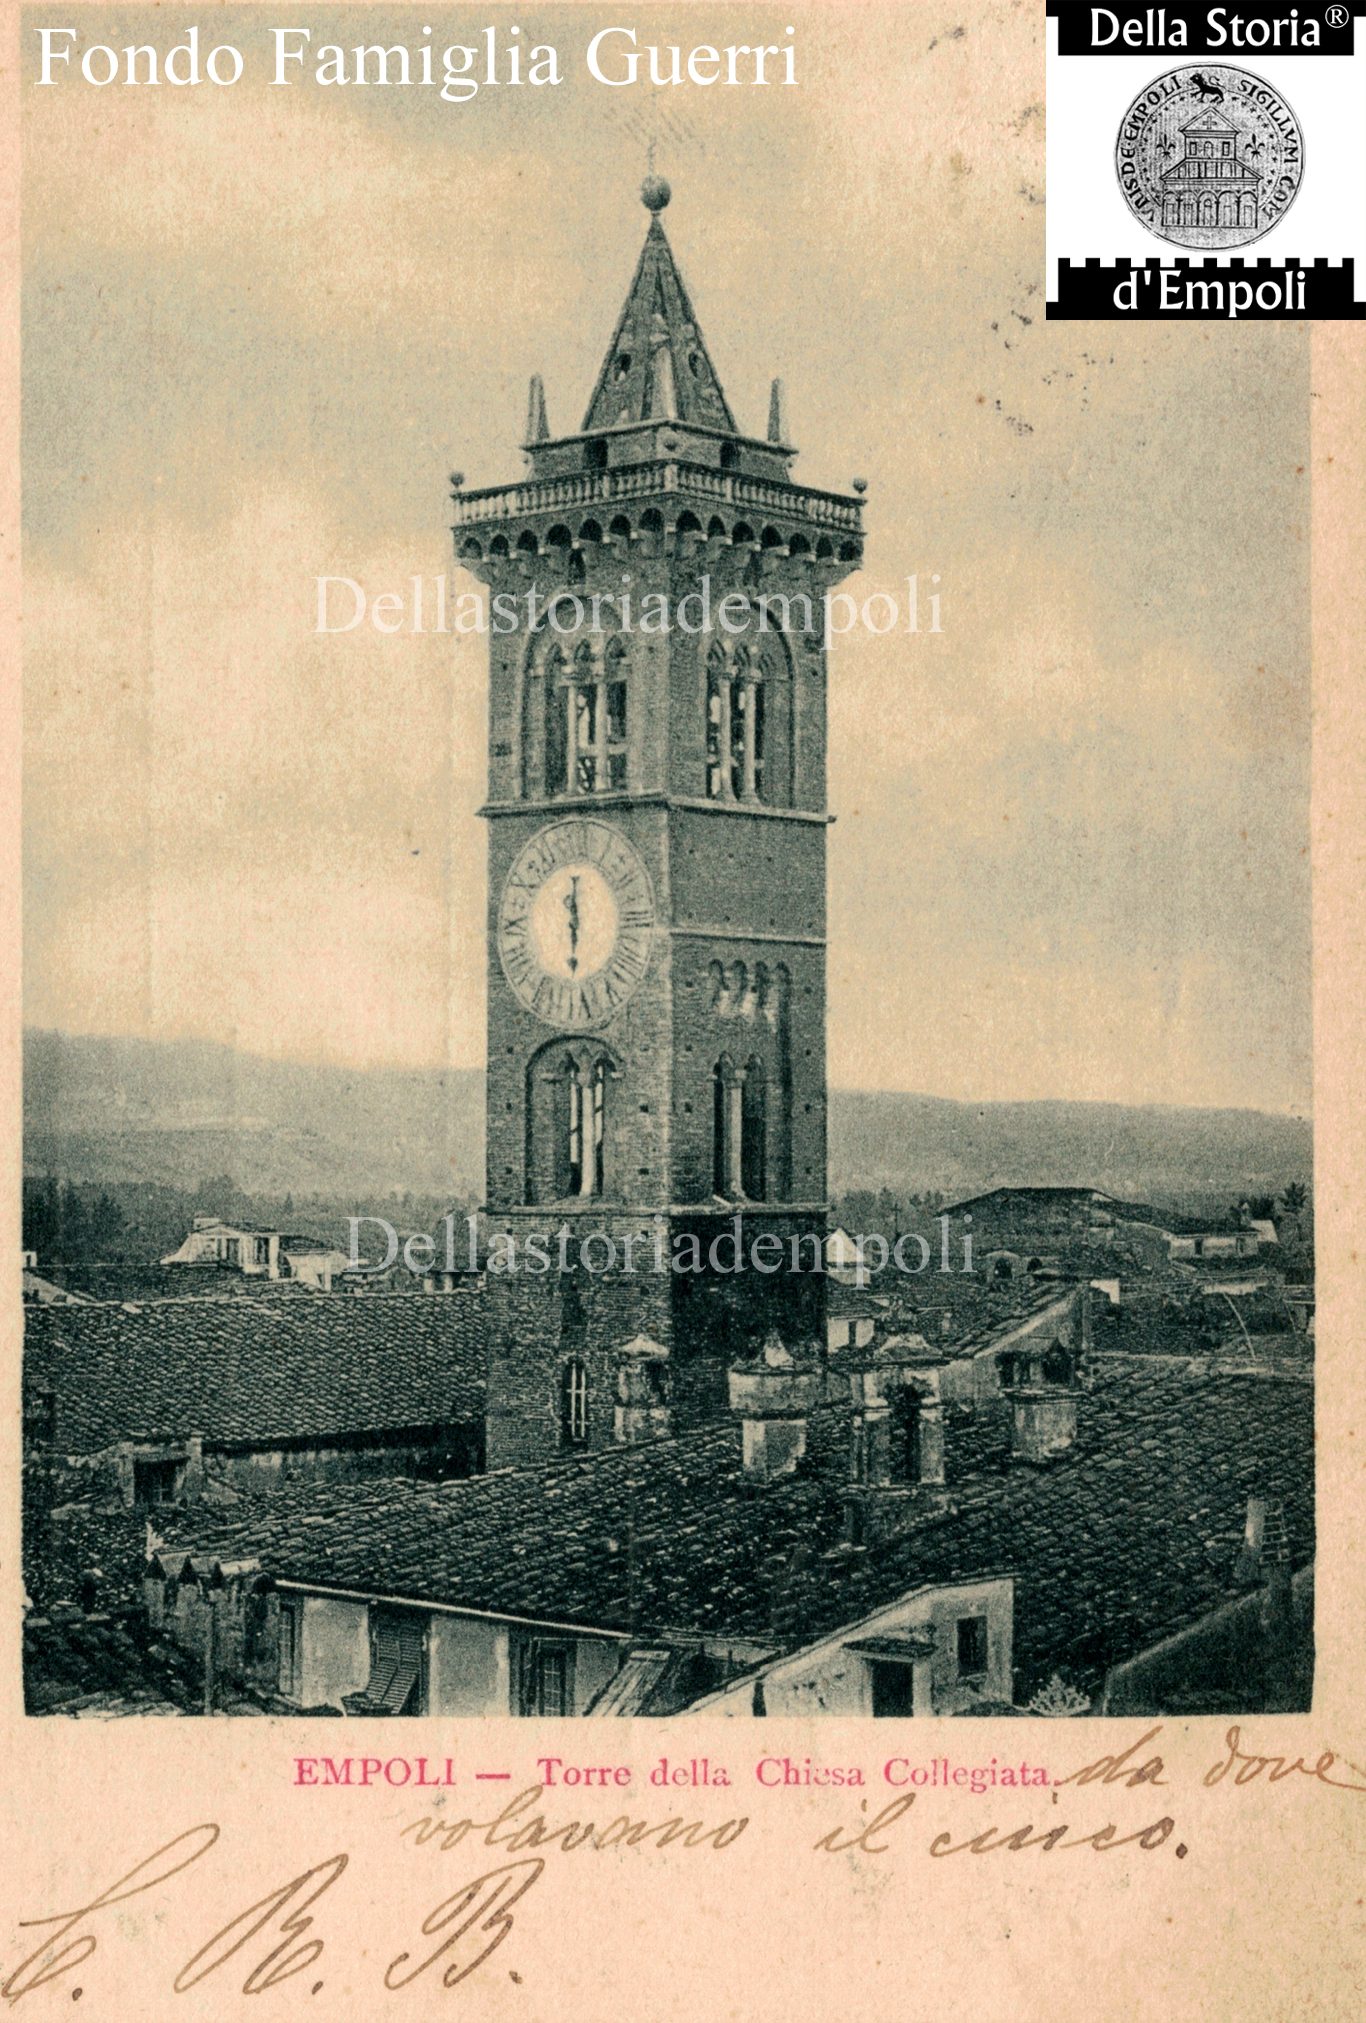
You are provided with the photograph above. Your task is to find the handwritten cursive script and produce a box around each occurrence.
[3,1825,220,2002]
[174,1852,348,1995]
[2,1827,542,2005]
[400,1783,748,1855]
[1204,1725,1366,1794]
[385,1859,544,1989]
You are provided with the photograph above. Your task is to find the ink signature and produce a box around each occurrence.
[1,1827,543,2004]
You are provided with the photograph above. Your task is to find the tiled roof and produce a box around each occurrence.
[943,1186,1128,1213]
[23,1604,301,1717]
[43,1263,320,1303]
[158,1358,1314,1700]
[25,1606,208,1715]
[873,1277,1075,1350]
[24,1292,487,1453]
[23,1501,153,1613]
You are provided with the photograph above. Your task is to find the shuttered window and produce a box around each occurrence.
[365,1609,426,1715]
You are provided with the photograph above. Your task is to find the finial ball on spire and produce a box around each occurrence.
[641,174,672,213]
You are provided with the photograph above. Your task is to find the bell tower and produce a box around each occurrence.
[453,178,864,1466]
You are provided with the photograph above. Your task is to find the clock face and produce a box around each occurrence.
[498,819,656,1029]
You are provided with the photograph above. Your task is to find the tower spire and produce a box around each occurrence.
[580,182,737,436]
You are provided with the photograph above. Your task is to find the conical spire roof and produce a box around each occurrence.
[581,194,737,436]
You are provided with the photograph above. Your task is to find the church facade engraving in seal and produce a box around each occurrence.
[1115,66,1304,249]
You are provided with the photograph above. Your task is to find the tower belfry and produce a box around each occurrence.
[452,182,865,1466]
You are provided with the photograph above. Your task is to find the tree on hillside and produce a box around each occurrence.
[87,1192,127,1257]
[22,1177,61,1262]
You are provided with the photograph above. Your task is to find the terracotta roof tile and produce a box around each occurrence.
[159,1359,1313,1700]
[24,1292,487,1452]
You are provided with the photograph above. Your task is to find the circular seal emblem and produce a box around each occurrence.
[1115,67,1303,250]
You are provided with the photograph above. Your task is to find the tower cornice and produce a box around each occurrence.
[478,792,832,825]
[451,456,864,540]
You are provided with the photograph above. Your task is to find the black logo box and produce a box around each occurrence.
[1047,2,1357,58]
[1051,255,1366,316]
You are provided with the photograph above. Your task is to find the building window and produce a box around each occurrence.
[712,1056,744,1197]
[956,1616,989,1678]
[869,1661,915,1717]
[585,438,608,471]
[516,1638,575,1716]
[560,1357,589,1448]
[713,1054,770,1201]
[133,1456,184,1506]
[706,643,774,802]
[741,1055,767,1199]
[528,1041,615,1204]
[568,1058,607,1197]
[243,1588,270,1668]
[547,640,628,795]
[278,1599,301,1698]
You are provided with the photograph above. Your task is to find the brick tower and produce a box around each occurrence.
[451,178,864,1465]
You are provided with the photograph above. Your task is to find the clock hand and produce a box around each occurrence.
[564,875,581,975]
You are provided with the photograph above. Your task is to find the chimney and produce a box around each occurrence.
[1233,1495,1301,1708]
[1003,1341,1080,1464]
[1234,1494,1267,1585]
[1009,1386,1078,1463]
[729,1334,820,1483]
[613,1336,672,1445]
[1258,1500,1300,1710]
[848,1350,946,1490]
[842,1347,947,1545]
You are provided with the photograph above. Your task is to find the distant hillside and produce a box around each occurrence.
[23,1030,1312,1208]
[24,1030,482,1201]
[828,1089,1311,1206]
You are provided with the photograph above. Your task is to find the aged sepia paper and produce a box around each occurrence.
[3,1,1363,2015]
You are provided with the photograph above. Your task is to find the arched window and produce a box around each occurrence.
[543,636,628,796]
[528,1043,613,1203]
[560,1357,589,1448]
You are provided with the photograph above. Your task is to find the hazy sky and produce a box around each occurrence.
[22,3,1312,1112]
